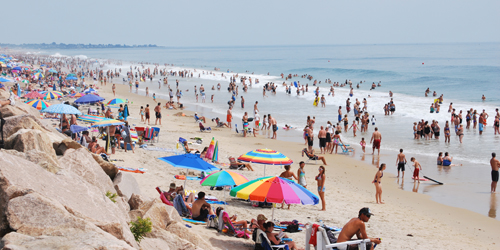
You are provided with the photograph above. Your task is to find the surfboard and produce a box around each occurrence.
[423,176,443,185]
[313,97,319,106]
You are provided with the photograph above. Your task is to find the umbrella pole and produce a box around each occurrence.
[105,126,109,154]
[184,168,188,191]
[224,186,226,211]
[264,165,266,177]
[271,203,275,221]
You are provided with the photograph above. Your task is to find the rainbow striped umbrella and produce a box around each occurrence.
[70,93,85,98]
[238,149,293,176]
[212,141,219,163]
[201,170,248,209]
[77,114,110,123]
[25,99,51,110]
[230,176,319,220]
[90,119,124,127]
[107,98,126,105]
[41,91,63,100]
[32,72,44,79]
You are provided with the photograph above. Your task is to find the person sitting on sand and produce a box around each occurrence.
[304,149,328,165]
[199,147,209,158]
[183,141,199,154]
[194,112,206,123]
[165,183,184,201]
[191,192,214,222]
[337,207,382,250]
[88,136,105,155]
[215,207,251,235]
[264,222,302,250]
[0,91,16,107]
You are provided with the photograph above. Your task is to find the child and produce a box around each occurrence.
[152,93,156,102]
[196,94,199,102]
[211,95,214,103]
[140,106,144,122]
[371,115,376,125]
[360,138,366,153]
[348,121,357,137]
[411,157,422,182]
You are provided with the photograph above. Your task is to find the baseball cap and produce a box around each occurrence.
[359,207,374,217]
[257,214,267,221]
[169,183,176,189]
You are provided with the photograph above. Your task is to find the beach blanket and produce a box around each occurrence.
[117,166,146,174]
[141,146,176,152]
[183,218,206,224]
[206,200,227,205]
[174,175,202,181]
[130,130,138,142]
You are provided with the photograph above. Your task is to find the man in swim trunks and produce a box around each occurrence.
[337,207,381,250]
[191,192,214,222]
[396,149,407,178]
[491,153,499,193]
[154,102,162,125]
[242,112,249,137]
[338,106,343,122]
[227,106,232,128]
[318,126,327,154]
[370,127,382,156]
[270,114,277,139]
[144,104,150,125]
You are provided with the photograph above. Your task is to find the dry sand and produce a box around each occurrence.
[88,78,499,250]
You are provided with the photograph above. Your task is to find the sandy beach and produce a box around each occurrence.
[87,75,500,249]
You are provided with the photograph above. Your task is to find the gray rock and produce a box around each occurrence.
[113,172,141,202]
[91,153,119,179]
[1,149,61,174]
[166,222,215,250]
[0,102,40,119]
[2,115,48,138]
[53,138,83,156]
[145,226,198,250]
[4,129,58,166]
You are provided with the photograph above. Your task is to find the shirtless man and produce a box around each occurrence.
[396,149,407,178]
[227,106,232,128]
[370,127,382,155]
[491,153,499,193]
[269,114,277,139]
[154,102,161,125]
[318,126,327,154]
[337,208,381,250]
[242,112,248,137]
[144,104,150,125]
[254,101,259,114]
[191,192,214,222]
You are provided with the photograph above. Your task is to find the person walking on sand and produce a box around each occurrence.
[491,153,499,193]
[154,102,162,125]
[227,106,232,128]
[411,157,422,182]
[370,127,382,155]
[270,114,277,139]
[112,84,116,97]
[396,149,407,178]
[373,163,385,204]
[144,104,150,125]
[316,166,326,211]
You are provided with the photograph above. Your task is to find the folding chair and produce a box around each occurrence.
[339,143,354,155]
[199,122,212,132]
[302,148,317,164]
[259,230,289,250]
[152,127,160,142]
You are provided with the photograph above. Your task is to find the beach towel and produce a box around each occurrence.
[117,166,146,174]
[142,146,176,152]
[173,194,190,217]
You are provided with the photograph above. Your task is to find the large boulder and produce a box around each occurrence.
[92,153,119,179]
[54,138,84,155]
[142,200,182,229]
[145,226,199,250]
[166,222,215,250]
[0,102,40,119]
[0,152,138,248]
[4,129,57,163]
[113,172,141,202]
[1,149,60,174]
[2,114,47,138]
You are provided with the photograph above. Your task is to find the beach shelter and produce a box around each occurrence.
[200,170,248,209]
[158,154,220,188]
[238,149,293,176]
[230,176,319,220]
[74,94,104,104]
[25,99,51,111]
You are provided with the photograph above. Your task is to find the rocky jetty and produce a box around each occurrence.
[0,89,212,249]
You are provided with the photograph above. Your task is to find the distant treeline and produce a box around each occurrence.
[0,43,159,49]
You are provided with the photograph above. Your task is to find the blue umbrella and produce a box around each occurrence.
[158,154,220,188]
[42,104,82,115]
[12,67,21,71]
[66,76,78,80]
[48,69,58,73]
[74,94,104,104]
[0,77,13,82]
[70,125,89,133]
[84,88,97,94]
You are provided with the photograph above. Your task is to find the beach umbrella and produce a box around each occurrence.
[230,176,319,220]
[13,77,22,81]
[90,119,125,128]
[66,76,78,80]
[212,141,219,163]
[21,79,29,84]
[74,94,104,104]
[238,149,293,176]
[200,170,249,209]
[48,69,58,73]
[158,154,220,188]
[205,137,215,161]
[70,125,89,133]
[41,91,63,100]
[32,72,44,79]
[67,73,76,77]
[23,91,45,99]
[107,98,126,105]
[77,114,110,123]
[69,92,85,98]
[0,77,13,82]
[12,66,21,71]
[42,104,82,115]
[0,83,4,89]
[25,99,51,110]
[84,88,97,94]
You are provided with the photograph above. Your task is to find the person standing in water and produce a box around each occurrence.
[411,157,422,183]
[373,163,386,204]
[370,127,382,155]
[491,153,499,193]
[396,149,407,178]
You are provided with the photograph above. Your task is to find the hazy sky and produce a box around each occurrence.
[3,0,499,47]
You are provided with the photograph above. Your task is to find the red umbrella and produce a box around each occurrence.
[23,91,45,99]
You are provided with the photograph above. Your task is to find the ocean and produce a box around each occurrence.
[32,43,500,219]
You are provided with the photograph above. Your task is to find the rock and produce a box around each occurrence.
[128,193,147,211]
[146,226,198,250]
[0,152,138,248]
[166,222,215,250]
[58,148,115,193]
[1,149,60,174]
[92,153,119,179]
[0,102,40,119]
[54,138,83,155]
[142,200,171,229]
[139,237,172,250]
[1,231,135,250]
[2,115,47,138]
[4,129,57,163]
[113,172,141,202]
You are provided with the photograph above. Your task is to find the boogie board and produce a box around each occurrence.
[423,176,444,185]
[313,97,319,106]
[411,177,429,181]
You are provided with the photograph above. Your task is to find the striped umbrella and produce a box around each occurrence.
[200,170,248,209]
[212,141,219,163]
[41,91,63,100]
[21,80,30,84]
[107,98,126,105]
[77,114,110,123]
[32,72,44,79]
[42,104,82,115]
[25,99,51,110]
[205,137,215,161]
[90,119,125,127]
[69,93,85,98]
[23,91,44,99]
[238,149,293,176]
[230,176,319,220]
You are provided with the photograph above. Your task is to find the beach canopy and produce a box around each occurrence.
[70,125,89,133]
[200,170,248,187]
[158,154,220,173]
[42,104,82,115]
[107,98,126,105]
[23,91,44,99]
[91,119,124,128]
[25,99,51,110]
[74,94,104,104]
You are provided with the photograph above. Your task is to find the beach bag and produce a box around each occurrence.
[323,226,338,244]
[284,223,300,233]
[206,215,219,230]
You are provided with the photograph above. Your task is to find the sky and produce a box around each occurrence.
[2,0,499,47]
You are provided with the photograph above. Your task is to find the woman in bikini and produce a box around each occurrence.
[457,124,464,143]
[444,121,451,143]
[330,130,343,154]
[279,165,298,209]
[316,166,326,211]
[373,163,386,204]
[348,120,358,137]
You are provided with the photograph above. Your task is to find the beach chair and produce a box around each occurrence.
[199,122,212,132]
[339,143,354,155]
[302,148,318,164]
[135,126,145,139]
[194,116,203,123]
[229,157,246,170]
[304,225,369,250]
[220,211,249,238]
[259,229,289,250]
[152,127,160,142]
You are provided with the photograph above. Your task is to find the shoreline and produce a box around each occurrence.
[97,77,499,249]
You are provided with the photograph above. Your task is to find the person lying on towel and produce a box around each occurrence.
[191,191,214,222]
